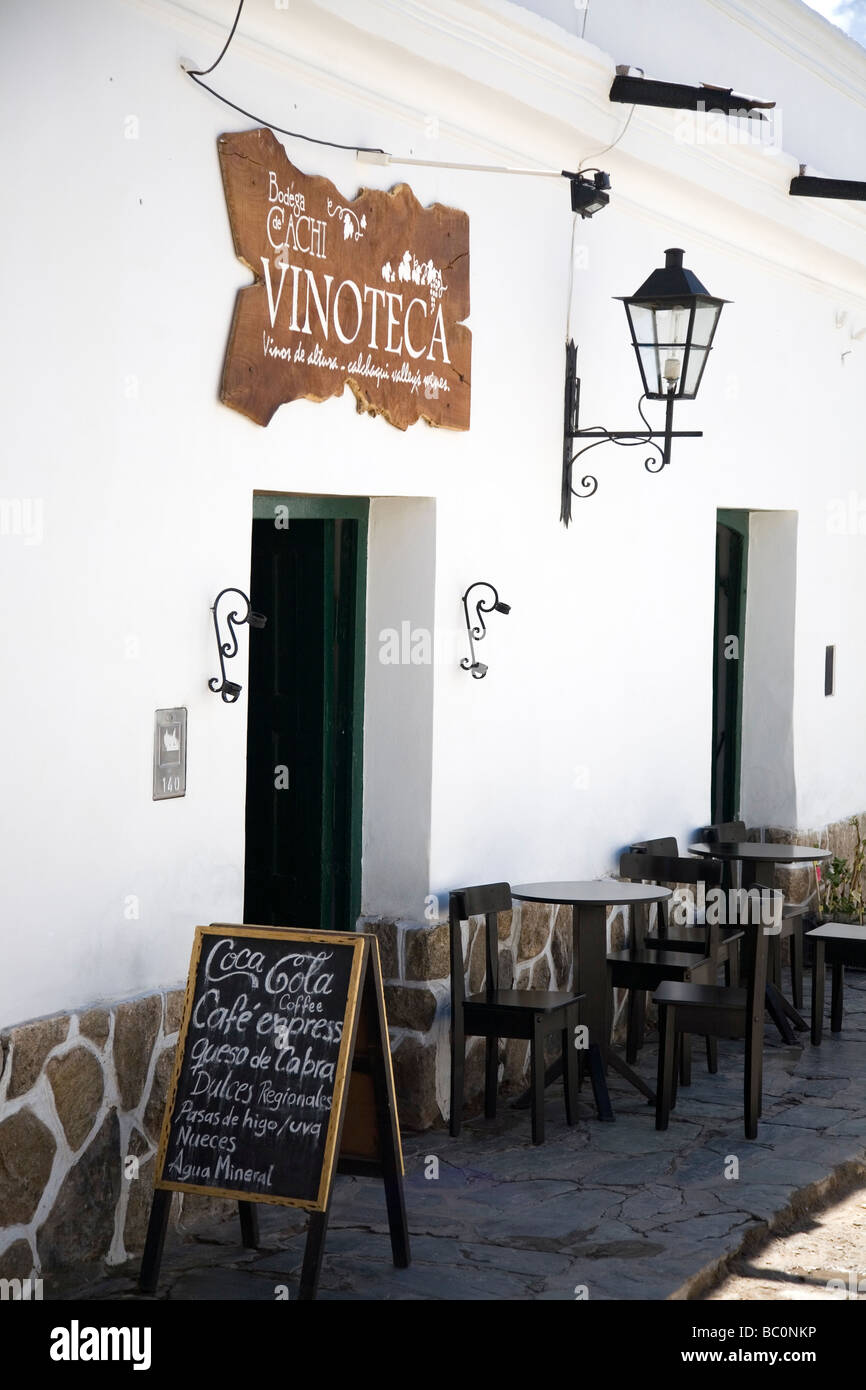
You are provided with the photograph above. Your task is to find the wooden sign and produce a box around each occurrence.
[140,926,408,1300]
[217,127,471,432]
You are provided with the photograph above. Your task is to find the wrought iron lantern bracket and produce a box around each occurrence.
[209,587,267,703]
[560,340,702,524]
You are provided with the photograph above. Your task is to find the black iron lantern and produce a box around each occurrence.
[561,246,730,521]
[618,248,728,401]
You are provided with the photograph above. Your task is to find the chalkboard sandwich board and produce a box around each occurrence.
[140,925,408,1299]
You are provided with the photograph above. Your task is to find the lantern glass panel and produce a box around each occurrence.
[654,305,691,346]
[637,343,661,395]
[683,346,708,397]
[627,303,657,344]
[692,301,722,347]
[626,302,702,396]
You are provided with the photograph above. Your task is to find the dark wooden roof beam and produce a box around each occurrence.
[790,166,866,201]
[609,72,775,120]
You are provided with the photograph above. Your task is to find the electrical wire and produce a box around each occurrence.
[184,0,623,173]
[576,65,642,173]
[186,73,387,153]
[185,0,386,153]
[578,101,636,172]
[187,0,244,77]
[565,212,579,339]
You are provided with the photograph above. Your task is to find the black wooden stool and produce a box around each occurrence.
[807,921,866,1044]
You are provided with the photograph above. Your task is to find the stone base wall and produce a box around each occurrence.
[759,813,866,911]
[0,988,188,1286]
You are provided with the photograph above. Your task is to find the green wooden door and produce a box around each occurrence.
[711,509,749,823]
[243,496,368,932]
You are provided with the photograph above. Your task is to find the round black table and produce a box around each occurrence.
[689,841,831,1042]
[689,841,831,886]
[512,881,672,1120]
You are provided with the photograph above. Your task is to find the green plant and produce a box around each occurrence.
[818,817,865,924]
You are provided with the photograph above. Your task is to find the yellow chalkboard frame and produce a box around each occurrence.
[153,925,368,1213]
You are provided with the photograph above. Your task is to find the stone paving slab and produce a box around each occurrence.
[75,972,866,1301]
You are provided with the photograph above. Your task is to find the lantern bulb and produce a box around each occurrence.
[663,356,681,385]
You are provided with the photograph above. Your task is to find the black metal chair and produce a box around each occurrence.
[449,883,583,1145]
[610,853,728,1079]
[699,820,808,1008]
[654,888,782,1139]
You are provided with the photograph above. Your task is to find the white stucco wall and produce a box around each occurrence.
[2,0,865,1023]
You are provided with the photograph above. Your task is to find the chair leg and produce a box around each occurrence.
[530,1020,545,1146]
[765,984,796,1045]
[670,1036,679,1110]
[791,925,803,1010]
[706,1036,718,1074]
[758,1057,763,1119]
[831,962,844,1033]
[744,1026,762,1140]
[679,1033,692,1088]
[484,1036,498,1119]
[626,988,645,1064]
[726,938,740,988]
[587,1045,614,1122]
[656,1004,677,1131]
[563,1007,579,1126]
[811,940,825,1046]
[766,934,778,988]
[450,1019,465,1137]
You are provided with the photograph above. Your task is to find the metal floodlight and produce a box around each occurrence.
[565,169,611,219]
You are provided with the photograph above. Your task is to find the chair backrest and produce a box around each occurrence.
[620,853,723,954]
[629,836,679,857]
[699,821,747,844]
[620,853,722,888]
[449,883,512,1003]
[698,822,747,890]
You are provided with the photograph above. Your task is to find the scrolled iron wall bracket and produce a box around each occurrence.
[560,340,701,524]
[461,581,511,679]
[209,588,267,703]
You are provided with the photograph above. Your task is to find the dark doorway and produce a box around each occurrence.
[243,496,368,932]
[711,509,749,823]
